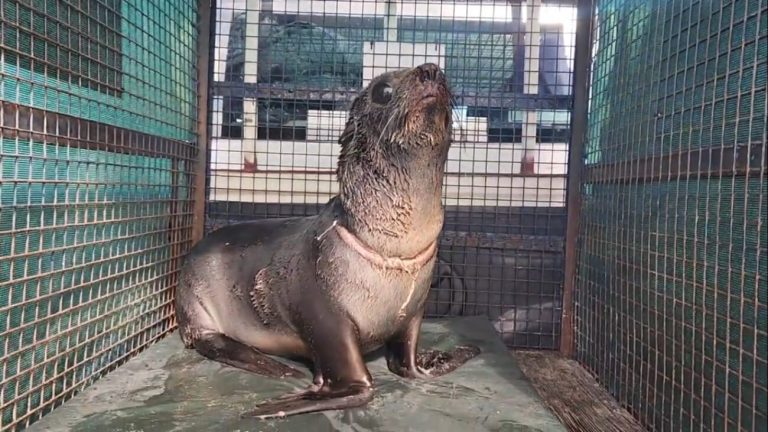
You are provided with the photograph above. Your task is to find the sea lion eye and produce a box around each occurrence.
[371,82,393,104]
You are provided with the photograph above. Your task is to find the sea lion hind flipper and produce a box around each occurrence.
[388,345,481,379]
[192,332,306,379]
[386,310,481,379]
[414,344,482,378]
[241,384,374,420]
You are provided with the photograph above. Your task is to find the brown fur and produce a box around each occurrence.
[174,64,478,420]
[337,66,453,257]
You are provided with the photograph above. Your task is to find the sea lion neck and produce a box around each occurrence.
[336,140,449,258]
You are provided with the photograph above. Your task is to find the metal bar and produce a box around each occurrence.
[397,16,524,34]
[7,305,175,427]
[584,142,766,184]
[210,82,574,110]
[232,166,568,178]
[192,0,215,244]
[440,231,565,254]
[168,159,183,330]
[560,0,594,357]
[0,101,194,160]
[206,0,578,352]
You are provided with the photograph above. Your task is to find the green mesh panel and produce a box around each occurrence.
[0,0,199,429]
[0,138,176,424]
[576,0,767,431]
[584,0,766,165]
[1,0,123,95]
[0,0,197,141]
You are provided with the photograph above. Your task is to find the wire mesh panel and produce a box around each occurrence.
[205,0,578,349]
[576,0,766,430]
[0,1,201,429]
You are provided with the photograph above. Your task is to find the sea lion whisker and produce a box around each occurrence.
[375,111,398,149]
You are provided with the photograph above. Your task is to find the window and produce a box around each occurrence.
[214,3,575,144]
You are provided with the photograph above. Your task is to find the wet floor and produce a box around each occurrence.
[28,316,565,432]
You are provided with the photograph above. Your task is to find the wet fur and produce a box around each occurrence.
[336,67,452,256]
[174,64,478,419]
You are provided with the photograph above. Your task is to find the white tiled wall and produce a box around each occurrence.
[306,110,348,142]
[209,5,571,207]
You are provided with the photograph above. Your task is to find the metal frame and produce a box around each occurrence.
[193,0,215,244]
[203,0,578,349]
[560,0,593,356]
[1,1,203,425]
[569,0,767,429]
[584,142,767,184]
[210,82,573,111]
[0,103,192,159]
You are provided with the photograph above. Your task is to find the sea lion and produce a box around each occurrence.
[175,63,480,419]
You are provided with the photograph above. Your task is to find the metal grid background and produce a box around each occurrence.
[0,1,202,429]
[205,0,578,349]
[575,0,767,431]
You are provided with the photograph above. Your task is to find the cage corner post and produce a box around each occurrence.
[560,0,594,358]
[193,0,215,244]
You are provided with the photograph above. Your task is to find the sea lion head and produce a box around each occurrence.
[335,64,452,241]
[337,63,453,155]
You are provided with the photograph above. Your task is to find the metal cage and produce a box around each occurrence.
[574,0,767,430]
[1,0,765,431]
[0,1,205,428]
[205,0,577,351]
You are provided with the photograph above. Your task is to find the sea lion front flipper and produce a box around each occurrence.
[242,305,375,419]
[193,332,306,379]
[386,310,481,379]
[241,384,374,419]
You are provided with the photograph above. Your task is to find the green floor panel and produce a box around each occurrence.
[27,316,565,432]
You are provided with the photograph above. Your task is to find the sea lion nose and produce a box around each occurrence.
[417,63,441,82]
